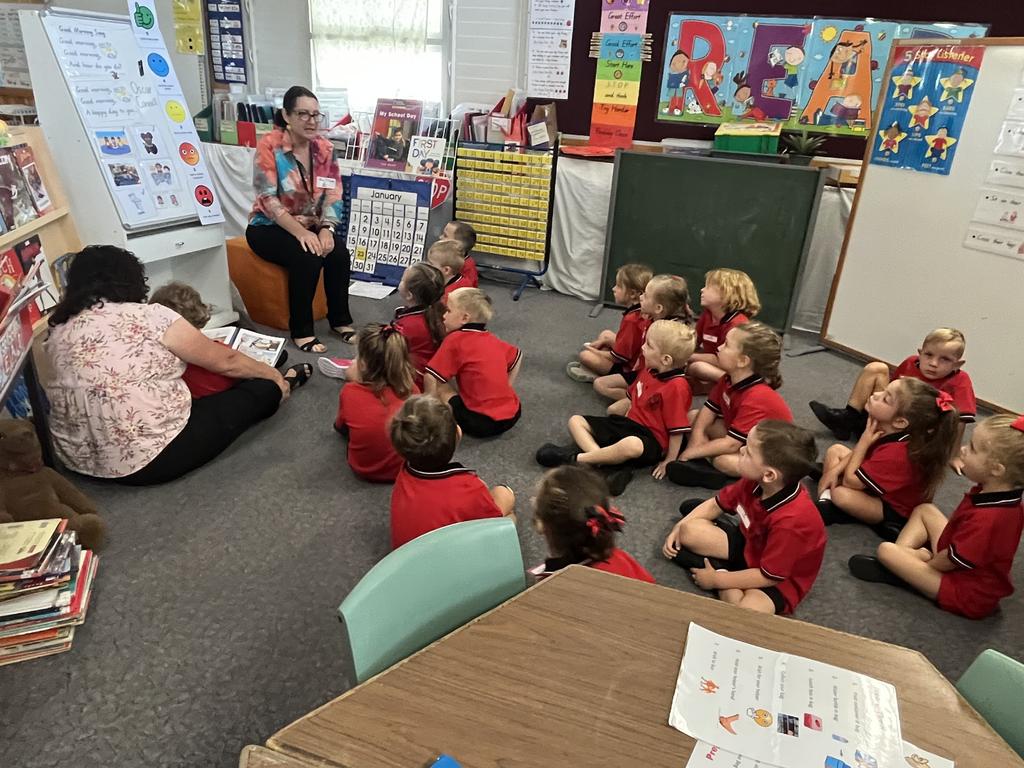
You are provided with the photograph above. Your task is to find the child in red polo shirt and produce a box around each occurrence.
[424,287,523,437]
[389,394,515,548]
[530,465,654,583]
[663,421,824,615]
[568,263,653,383]
[393,262,446,388]
[537,320,695,497]
[427,240,470,302]
[440,220,479,287]
[687,268,761,391]
[816,376,960,541]
[667,321,792,490]
[849,415,1024,619]
[593,273,694,403]
[334,323,419,483]
[810,328,975,467]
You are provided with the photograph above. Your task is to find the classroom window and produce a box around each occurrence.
[309,0,447,115]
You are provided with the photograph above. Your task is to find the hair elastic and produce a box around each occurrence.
[1012,415,1024,433]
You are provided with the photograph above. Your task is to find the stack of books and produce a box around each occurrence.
[0,519,99,666]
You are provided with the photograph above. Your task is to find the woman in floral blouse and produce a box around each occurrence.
[246,85,354,354]
[44,245,310,486]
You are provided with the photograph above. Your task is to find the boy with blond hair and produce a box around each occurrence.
[426,240,468,302]
[440,220,479,286]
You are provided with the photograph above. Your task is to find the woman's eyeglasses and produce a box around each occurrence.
[292,110,323,123]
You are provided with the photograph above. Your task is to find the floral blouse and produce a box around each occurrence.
[44,302,191,479]
[248,128,343,230]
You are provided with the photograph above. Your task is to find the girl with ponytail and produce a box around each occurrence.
[393,262,447,388]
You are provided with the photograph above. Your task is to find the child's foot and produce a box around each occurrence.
[848,555,907,587]
[535,443,578,467]
[603,467,634,497]
[808,401,865,441]
[318,357,353,379]
[815,498,850,526]
[665,459,731,490]
[565,361,598,383]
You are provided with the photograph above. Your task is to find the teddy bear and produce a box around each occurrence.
[0,418,105,551]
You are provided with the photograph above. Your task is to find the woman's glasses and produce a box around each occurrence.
[292,110,324,124]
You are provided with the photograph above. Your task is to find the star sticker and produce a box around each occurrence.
[939,72,974,102]
[877,125,908,154]
[924,131,957,161]
[891,72,921,100]
[909,98,938,129]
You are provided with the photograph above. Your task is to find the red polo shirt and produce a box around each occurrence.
[609,305,649,369]
[695,309,749,354]
[936,486,1024,619]
[390,462,503,548]
[629,313,691,373]
[535,549,655,584]
[626,367,692,451]
[716,479,826,614]
[854,431,926,518]
[892,355,976,423]
[441,273,468,304]
[394,305,440,387]
[462,256,479,287]
[425,323,521,420]
[705,374,793,443]
[335,382,413,483]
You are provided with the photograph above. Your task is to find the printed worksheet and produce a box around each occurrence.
[685,739,953,768]
[669,624,904,768]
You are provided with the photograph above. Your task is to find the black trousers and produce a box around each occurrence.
[117,379,282,486]
[245,223,352,339]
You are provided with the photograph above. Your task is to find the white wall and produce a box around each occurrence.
[243,0,312,93]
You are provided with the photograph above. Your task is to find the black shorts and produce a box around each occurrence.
[449,395,521,438]
[583,414,663,466]
[715,515,788,615]
[621,369,639,386]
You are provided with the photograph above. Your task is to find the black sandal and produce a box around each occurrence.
[296,337,325,353]
[284,363,313,390]
[331,327,356,344]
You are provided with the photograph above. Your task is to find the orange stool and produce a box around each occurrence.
[226,236,327,332]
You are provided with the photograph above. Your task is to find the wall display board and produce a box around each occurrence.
[527,0,575,99]
[602,151,823,332]
[823,39,1024,413]
[346,174,431,286]
[589,0,650,149]
[38,4,222,230]
[656,15,988,137]
[207,0,247,84]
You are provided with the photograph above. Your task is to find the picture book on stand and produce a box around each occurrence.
[14,236,59,314]
[0,149,39,231]
[10,144,54,216]
[406,135,447,176]
[366,99,423,171]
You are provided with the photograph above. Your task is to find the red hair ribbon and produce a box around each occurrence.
[935,391,955,412]
[1012,415,1024,433]
[585,504,625,537]
[380,322,397,339]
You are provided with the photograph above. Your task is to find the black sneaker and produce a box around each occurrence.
[871,520,905,543]
[604,467,634,497]
[809,400,858,441]
[678,498,705,517]
[815,498,850,526]
[848,554,907,587]
[535,443,578,467]
[666,459,732,489]
[807,462,824,482]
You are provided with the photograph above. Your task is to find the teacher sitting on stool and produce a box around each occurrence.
[246,85,354,353]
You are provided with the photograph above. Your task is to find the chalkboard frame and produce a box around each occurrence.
[598,151,825,334]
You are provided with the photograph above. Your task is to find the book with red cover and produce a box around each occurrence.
[10,144,54,216]
[0,520,66,574]
[365,99,423,171]
[0,246,40,326]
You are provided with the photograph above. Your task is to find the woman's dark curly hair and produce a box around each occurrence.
[49,245,149,326]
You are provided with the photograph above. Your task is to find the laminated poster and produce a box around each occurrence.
[669,624,904,768]
[685,739,954,768]
[870,44,983,176]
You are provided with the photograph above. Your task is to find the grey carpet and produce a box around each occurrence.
[1,283,1020,768]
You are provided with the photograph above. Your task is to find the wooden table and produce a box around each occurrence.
[265,566,1022,768]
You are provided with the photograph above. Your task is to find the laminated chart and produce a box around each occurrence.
[346,174,431,285]
[589,0,651,149]
[454,146,553,261]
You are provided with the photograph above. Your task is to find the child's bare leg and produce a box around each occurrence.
[818,443,851,496]
[711,452,742,476]
[848,362,890,409]
[595,330,616,347]
[831,486,885,524]
[719,588,744,604]
[676,518,731,559]
[490,485,516,517]
[606,398,630,417]
[567,415,600,453]
[578,347,614,375]
[736,589,777,614]
[687,360,727,384]
[594,373,628,402]
[876,541,942,599]
[577,436,644,466]
[894,503,948,554]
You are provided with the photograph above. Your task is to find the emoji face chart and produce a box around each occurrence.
[669,624,904,768]
[41,6,223,227]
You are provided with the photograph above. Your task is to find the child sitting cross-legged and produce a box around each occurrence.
[530,465,654,583]
[816,377,960,541]
[567,263,652,383]
[440,220,479,287]
[847,415,1024,619]
[424,287,523,437]
[662,420,825,615]
[426,240,469,302]
[333,323,418,483]
[389,394,515,549]
[593,273,693,403]
[687,268,761,391]
[666,321,792,490]
[536,320,695,497]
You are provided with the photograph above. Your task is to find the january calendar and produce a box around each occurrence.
[346,174,433,285]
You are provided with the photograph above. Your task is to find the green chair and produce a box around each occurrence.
[338,517,526,684]
[956,649,1024,757]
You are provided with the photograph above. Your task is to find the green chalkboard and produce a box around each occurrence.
[602,152,824,332]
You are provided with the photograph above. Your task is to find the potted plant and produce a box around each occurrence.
[781,130,826,165]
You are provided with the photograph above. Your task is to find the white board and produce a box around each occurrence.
[824,41,1024,413]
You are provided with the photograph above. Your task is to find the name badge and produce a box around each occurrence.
[702,333,717,343]
[315,176,336,190]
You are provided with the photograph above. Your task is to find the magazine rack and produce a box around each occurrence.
[453,139,558,300]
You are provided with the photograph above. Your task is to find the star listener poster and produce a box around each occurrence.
[870,44,984,176]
